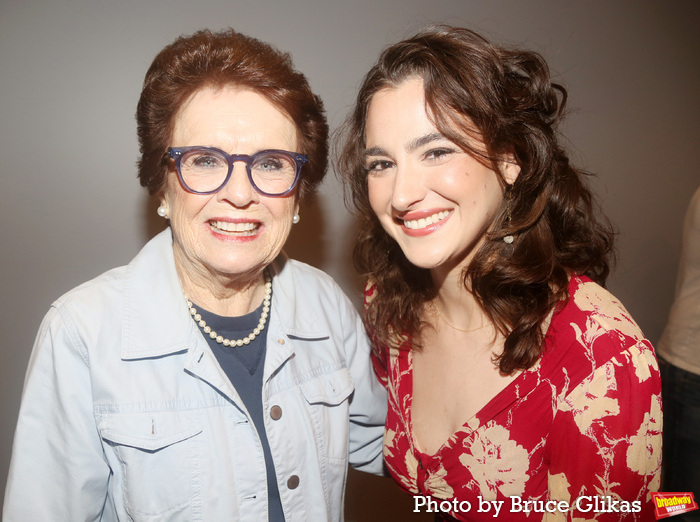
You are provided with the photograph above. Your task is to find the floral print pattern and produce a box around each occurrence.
[370,276,662,521]
[458,423,530,500]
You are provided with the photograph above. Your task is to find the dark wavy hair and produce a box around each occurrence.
[336,26,615,374]
[137,28,328,203]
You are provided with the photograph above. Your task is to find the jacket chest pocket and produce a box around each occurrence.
[98,410,202,520]
[300,367,355,463]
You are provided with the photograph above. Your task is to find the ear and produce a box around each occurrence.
[157,187,171,213]
[158,191,168,210]
[500,154,521,185]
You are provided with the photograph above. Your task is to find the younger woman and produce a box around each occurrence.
[338,26,661,521]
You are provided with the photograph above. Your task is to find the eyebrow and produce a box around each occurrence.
[363,132,446,158]
[406,132,445,153]
[362,146,387,158]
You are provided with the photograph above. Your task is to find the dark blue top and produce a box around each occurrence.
[195,298,285,522]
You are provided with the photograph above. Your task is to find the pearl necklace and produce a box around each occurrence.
[186,273,272,348]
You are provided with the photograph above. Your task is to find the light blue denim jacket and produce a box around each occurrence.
[4,230,386,521]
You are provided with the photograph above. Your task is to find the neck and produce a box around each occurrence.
[430,264,484,331]
[174,253,267,317]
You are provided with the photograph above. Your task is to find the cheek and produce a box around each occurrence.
[266,198,296,228]
[164,183,210,228]
[367,178,390,217]
[170,193,197,219]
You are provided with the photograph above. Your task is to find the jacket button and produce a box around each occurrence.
[270,405,283,420]
[287,475,300,490]
[277,338,285,345]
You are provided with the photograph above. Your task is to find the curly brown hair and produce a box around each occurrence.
[336,26,615,374]
[136,28,328,203]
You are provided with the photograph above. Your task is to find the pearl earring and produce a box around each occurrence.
[292,214,300,224]
[157,205,168,218]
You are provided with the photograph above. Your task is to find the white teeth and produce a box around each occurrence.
[403,211,450,230]
[210,221,259,234]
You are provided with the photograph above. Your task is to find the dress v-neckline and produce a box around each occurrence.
[406,343,536,459]
[403,303,563,459]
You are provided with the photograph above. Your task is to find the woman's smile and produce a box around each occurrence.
[208,218,261,238]
[399,209,452,230]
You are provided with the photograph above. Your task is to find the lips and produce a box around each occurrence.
[401,210,451,230]
[209,219,260,236]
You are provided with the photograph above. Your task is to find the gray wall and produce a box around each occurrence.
[1,0,698,518]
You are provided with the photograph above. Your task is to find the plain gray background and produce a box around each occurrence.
[1,1,699,518]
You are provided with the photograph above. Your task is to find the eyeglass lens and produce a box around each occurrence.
[179,149,298,195]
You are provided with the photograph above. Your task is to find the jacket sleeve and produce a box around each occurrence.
[337,289,387,475]
[4,305,110,521]
[545,339,662,521]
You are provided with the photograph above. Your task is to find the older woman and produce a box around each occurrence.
[338,27,661,520]
[4,29,385,521]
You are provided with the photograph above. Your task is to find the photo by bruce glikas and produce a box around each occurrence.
[413,494,644,518]
[337,24,662,522]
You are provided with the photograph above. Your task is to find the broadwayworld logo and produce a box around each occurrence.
[651,492,699,519]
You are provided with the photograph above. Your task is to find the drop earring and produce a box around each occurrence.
[503,188,514,244]
[157,205,168,219]
[292,214,300,224]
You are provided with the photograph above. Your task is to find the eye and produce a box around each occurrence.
[257,158,284,170]
[189,154,225,169]
[423,148,456,162]
[364,159,395,174]
[252,153,295,174]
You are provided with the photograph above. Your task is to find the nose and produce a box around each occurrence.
[391,163,426,211]
[217,162,257,207]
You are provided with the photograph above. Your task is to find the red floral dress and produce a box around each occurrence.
[369,276,662,521]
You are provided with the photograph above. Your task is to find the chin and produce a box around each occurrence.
[403,248,469,274]
[402,253,447,270]
[204,253,263,276]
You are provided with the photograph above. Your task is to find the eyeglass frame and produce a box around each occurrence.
[167,146,308,197]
